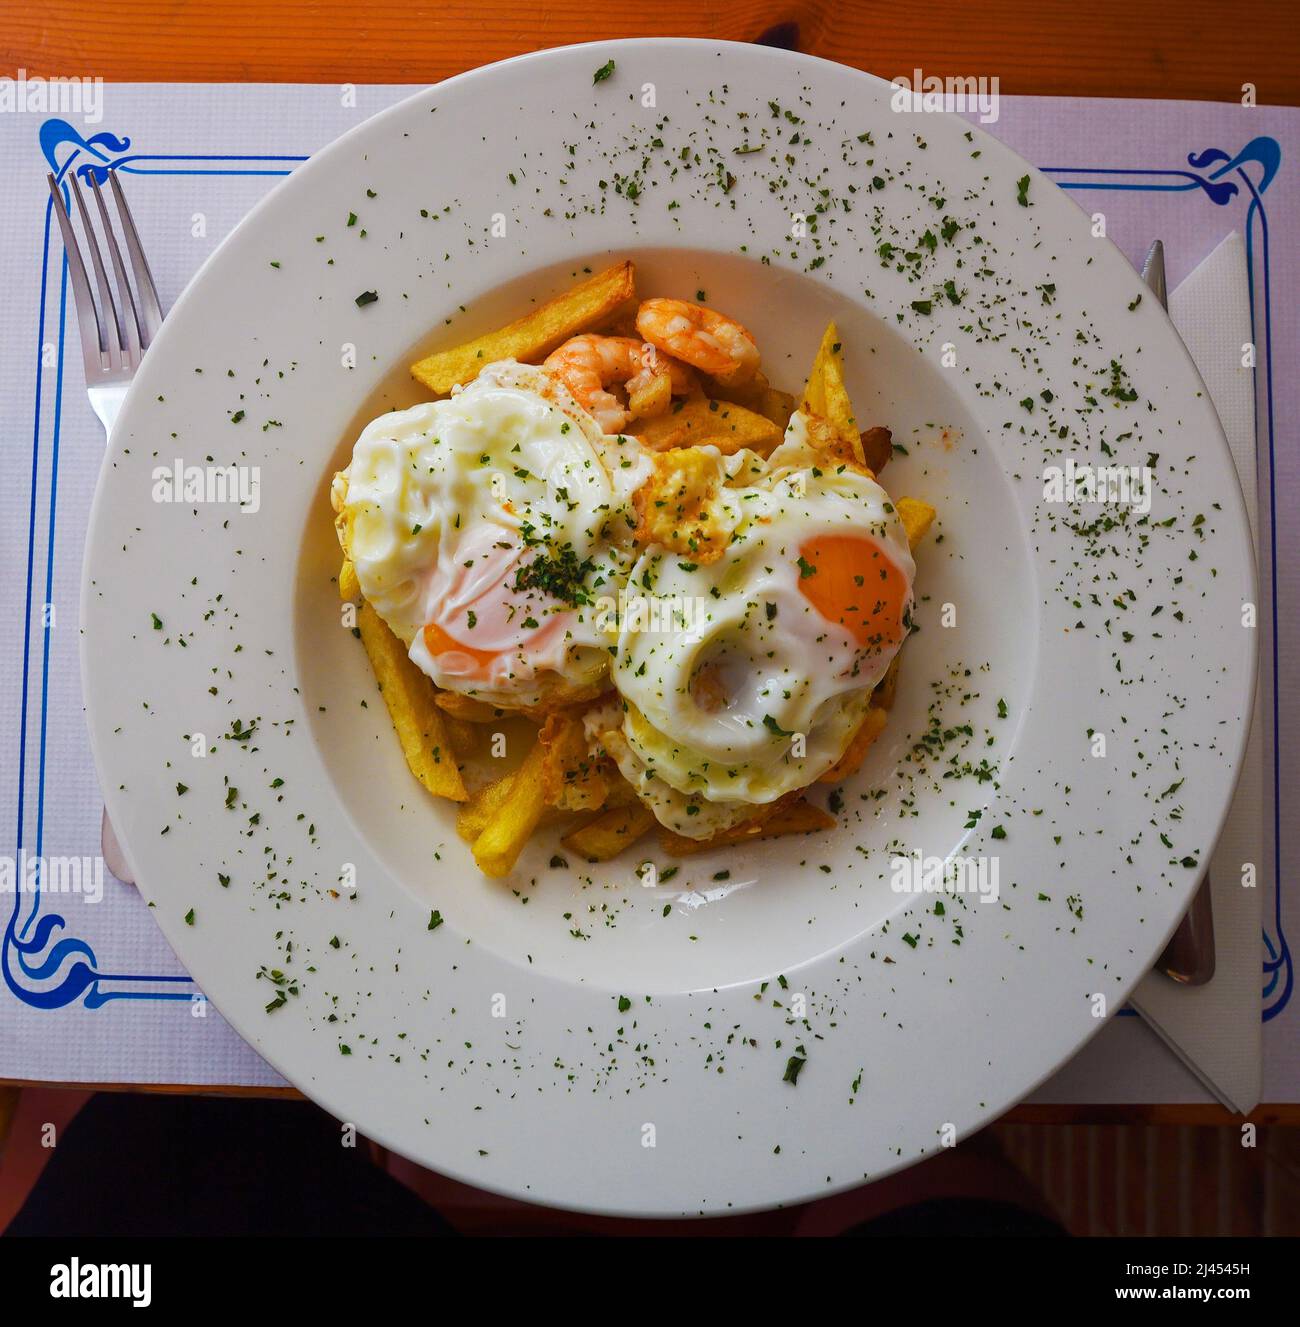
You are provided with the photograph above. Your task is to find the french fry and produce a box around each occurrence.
[410,261,637,395]
[562,804,657,862]
[631,396,782,455]
[897,496,936,548]
[435,691,507,723]
[520,678,612,720]
[456,769,519,842]
[539,710,612,811]
[820,706,888,783]
[802,322,865,466]
[659,798,835,856]
[471,741,548,878]
[627,369,673,421]
[338,558,359,602]
[704,369,796,429]
[357,604,467,802]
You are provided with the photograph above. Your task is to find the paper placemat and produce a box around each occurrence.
[1,86,1294,1101]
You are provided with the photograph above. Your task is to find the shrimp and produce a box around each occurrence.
[542,334,694,434]
[635,298,760,387]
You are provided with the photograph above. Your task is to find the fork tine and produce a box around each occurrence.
[69,173,123,370]
[108,173,163,346]
[46,173,107,381]
[89,175,143,365]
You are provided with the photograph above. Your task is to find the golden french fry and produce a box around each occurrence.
[820,706,889,783]
[456,769,518,842]
[539,711,611,811]
[520,678,612,719]
[627,369,673,421]
[704,370,796,429]
[897,496,936,548]
[562,804,657,862]
[472,741,548,877]
[434,691,507,723]
[631,396,782,455]
[357,604,467,802]
[659,798,835,856]
[802,322,865,465]
[410,261,637,395]
[338,559,359,602]
[795,409,865,472]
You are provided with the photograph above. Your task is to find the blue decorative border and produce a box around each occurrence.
[1043,138,1288,1021]
[7,119,1287,1025]
[4,120,306,1010]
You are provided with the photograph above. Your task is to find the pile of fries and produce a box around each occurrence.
[337,261,936,878]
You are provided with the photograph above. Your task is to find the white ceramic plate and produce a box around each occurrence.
[82,40,1256,1216]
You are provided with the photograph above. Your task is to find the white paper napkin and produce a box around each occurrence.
[1127,232,1263,1114]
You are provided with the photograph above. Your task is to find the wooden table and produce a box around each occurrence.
[3,0,1298,103]
[2,0,1296,1127]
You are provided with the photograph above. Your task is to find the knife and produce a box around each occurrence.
[1143,239,1216,986]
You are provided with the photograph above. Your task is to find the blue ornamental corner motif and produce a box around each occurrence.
[40,118,131,183]
[6,908,114,1010]
[1187,136,1281,203]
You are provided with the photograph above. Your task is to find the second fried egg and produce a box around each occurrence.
[608,413,916,836]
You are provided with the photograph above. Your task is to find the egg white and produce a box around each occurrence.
[335,362,649,708]
[607,413,915,837]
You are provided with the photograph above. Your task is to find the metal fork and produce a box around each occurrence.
[48,170,165,886]
[1142,239,1215,987]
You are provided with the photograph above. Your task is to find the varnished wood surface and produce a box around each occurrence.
[2,1,1297,103]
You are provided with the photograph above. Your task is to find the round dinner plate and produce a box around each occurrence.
[82,40,1255,1216]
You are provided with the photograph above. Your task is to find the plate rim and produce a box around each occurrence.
[79,37,1259,1216]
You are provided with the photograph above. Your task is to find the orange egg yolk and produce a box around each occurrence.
[422,621,501,670]
[797,533,909,652]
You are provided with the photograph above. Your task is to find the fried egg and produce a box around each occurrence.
[606,411,916,837]
[333,362,650,708]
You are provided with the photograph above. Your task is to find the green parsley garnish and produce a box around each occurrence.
[513,545,596,607]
